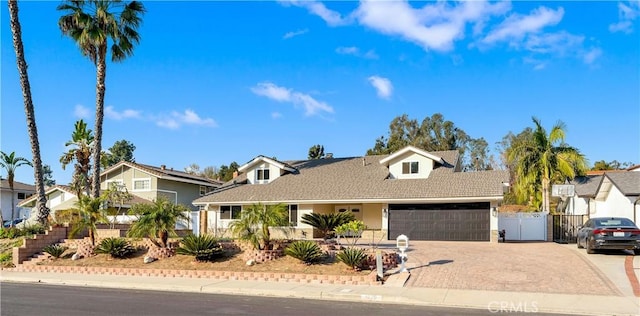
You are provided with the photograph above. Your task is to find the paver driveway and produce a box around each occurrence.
[400,241,621,295]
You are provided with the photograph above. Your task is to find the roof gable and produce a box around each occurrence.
[379,145,444,166]
[102,161,220,187]
[238,156,297,173]
[604,172,640,196]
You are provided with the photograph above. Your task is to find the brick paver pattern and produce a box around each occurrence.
[403,241,620,295]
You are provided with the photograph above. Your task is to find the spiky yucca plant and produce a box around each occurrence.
[95,237,135,259]
[176,234,224,262]
[336,247,367,270]
[285,240,324,264]
[43,244,68,258]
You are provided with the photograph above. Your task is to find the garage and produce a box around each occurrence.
[388,202,490,241]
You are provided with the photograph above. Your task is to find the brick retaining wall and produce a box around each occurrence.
[12,226,69,266]
[8,265,380,285]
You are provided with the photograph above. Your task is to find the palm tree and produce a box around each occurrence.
[127,197,189,248]
[0,151,32,227]
[301,212,355,239]
[57,0,145,198]
[7,0,50,225]
[507,117,588,213]
[60,120,94,197]
[229,203,289,250]
[69,195,108,246]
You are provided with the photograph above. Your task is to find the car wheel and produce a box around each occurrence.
[586,238,595,254]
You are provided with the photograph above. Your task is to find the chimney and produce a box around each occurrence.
[362,157,366,166]
[160,165,166,170]
[232,171,238,179]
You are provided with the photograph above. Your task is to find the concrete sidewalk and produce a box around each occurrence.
[1,269,638,316]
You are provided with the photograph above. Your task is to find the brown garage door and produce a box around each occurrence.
[388,203,490,241]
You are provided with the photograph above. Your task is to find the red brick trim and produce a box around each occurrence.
[624,255,640,297]
[7,265,380,286]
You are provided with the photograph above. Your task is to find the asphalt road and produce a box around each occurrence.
[0,282,571,316]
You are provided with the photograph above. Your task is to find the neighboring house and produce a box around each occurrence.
[569,171,640,223]
[20,162,221,224]
[628,164,640,172]
[100,161,221,211]
[193,146,509,242]
[0,179,35,221]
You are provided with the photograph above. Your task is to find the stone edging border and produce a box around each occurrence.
[5,265,380,286]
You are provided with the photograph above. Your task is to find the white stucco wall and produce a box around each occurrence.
[1,189,34,221]
[567,196,590,215]
[387,152,435,179]
[246,162,282,184]
[590,185,638,222]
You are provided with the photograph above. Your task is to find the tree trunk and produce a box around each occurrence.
[10,186,15,227]
[542,178,550,213]
[8,0,50,225]
[89,229,95,246]
[159,230,168,248]
[91,47,107,198]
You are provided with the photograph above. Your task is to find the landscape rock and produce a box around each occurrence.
[143,256,156,264]
[246,259,255,266]
[71,253,83,261]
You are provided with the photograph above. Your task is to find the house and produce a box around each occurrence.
[193,146,509,242]
[569,171,640,223]
[0,179,35,221]
[20,161,221,224]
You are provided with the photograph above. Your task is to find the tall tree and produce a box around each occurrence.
[591,160,633,171]
[0,151,32,226]
[201,166,217,180]
[308,145,325,159]
[60,120,94,197]
[366,113,484,167]
[58,0,146,198]
[42,164,55,187]
[217,162,240,182]
[184,163,200,175]
[127,197,189,248]
[506,117,588,213]
[101,139,136,168]
[8,0,50,225]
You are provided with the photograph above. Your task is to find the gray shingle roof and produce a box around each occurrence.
[571,175,602,197]
[605,172,640,196]
[194,151,509,204]
[102,161,222,187]
[0,179,35,191]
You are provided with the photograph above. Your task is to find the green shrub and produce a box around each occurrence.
[285,240,324,264]
[0,252,13,268]
[21,224,46,237]
[43,244,68,258]
[301,212,355,239]
[336,247,367,270]
[176,234,224,262]
[0,227,21,239]
[94,237,135,259]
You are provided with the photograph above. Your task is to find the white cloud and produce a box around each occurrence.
[354,0,510,52]
[482,7,564,45]
[105,106,141,120]
[74,104,90,119]
[523,57,548,70]
[271,112,283,119]
[336,46,359,55]
[609,1,640,33]
[251,82,334,116]
[523,31,584,55]
[282,0,349,26]
[583,47,602,64]
[368,75,393,99]
[283,28,309,39]
[155,109,217,129]
[336,46,379,59]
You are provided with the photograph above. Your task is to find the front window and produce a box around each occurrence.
[133,179,150,190]
[17,192,27,200]
[288,204,298,226]
[402,161,419,174]
[219,205,241,220]
[199,186,206,196]
[256,168,270,182]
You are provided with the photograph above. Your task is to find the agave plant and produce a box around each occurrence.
[336,247,367,270]
[300,212,355,239]
[43,244,68,258]
[176,234,224,262]
[285,240,324,264]
[95,237,135,259]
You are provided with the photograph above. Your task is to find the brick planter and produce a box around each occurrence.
[6,265,380,285]
[146,246,175,259]
[243,249,284,263]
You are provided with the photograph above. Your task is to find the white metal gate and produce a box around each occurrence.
[498,212,547,241]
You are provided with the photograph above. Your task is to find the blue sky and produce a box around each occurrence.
[1,1,639,185]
